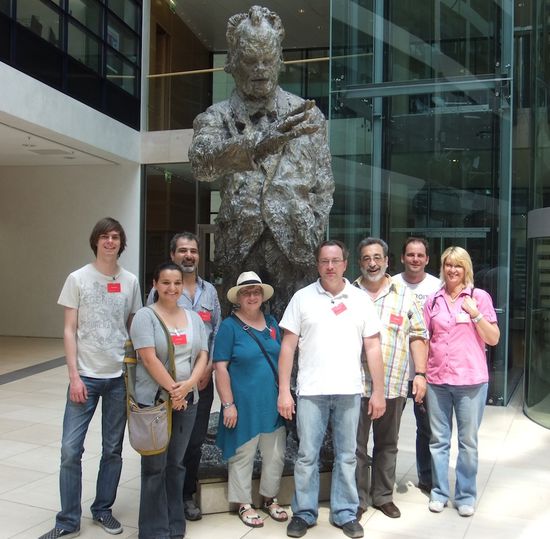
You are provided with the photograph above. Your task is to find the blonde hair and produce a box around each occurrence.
[440,246,474,287]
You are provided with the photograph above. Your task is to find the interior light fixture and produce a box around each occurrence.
[22,136,36,148]
[167,0,177,13]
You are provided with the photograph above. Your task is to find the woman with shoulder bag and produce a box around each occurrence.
[130,262,208,539]
[214,271,287,529]
[423,247,499,518]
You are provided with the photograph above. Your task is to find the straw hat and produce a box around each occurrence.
[227,271,274,304]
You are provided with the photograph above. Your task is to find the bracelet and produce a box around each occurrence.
[222,402,235,409]
[472,313,484,324]
[415,372,426,378]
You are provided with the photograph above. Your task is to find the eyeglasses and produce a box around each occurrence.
[239,289,263,297]
[361,255,384,263]
[99,234,120,241]
[318,258,345,266]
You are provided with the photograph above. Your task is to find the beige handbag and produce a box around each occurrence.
[124,308,175,456]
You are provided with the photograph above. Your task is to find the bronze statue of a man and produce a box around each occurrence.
[189,5,334,317]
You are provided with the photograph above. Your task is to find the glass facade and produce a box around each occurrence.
[144,0,550,412]
[0,0,142,128]
[330,0,519,404]
[524,0,550,426]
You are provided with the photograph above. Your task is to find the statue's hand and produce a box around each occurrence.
[255,99,320,160]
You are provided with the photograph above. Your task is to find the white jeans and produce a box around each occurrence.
[227,426,286,503]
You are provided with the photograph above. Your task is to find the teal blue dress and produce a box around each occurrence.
[213,314,284,459]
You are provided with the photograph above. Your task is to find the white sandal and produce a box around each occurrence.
[263,498,289,522]
[238,504,264,528]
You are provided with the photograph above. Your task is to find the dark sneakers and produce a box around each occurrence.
[38,529,80,539]
[93,514,123,535]
[287,516,312,537]
[183,499,203,521]
[335,519,364,538]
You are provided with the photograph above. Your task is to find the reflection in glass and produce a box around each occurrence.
[0,0,10,16]
[525,238,550,427]
[107,14,138,62]
[106,50,136,95]
[385,0,500,81]
[68,0,102,35]
[109,0,140,32]
[17,0,61,48]
[68,22,101,72]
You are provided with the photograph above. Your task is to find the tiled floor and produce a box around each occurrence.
[1,337,550,539]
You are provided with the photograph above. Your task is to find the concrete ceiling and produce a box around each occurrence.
[0,121,117,167]
[172,0,330,51]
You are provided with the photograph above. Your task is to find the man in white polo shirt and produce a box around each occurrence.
[278,240,385,539]
[392,237,441,494]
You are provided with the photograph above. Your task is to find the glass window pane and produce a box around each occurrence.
[108,0,140,32]
[107,14,138,62]
[1,0,11,16]
[17,0,61,48]
[68,0,102,35]
[385,0,501,81]
[68,22,101,72]
[331,0,374,87]
[106,50,137,95]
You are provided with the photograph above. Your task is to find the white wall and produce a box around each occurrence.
[0,164,142,337]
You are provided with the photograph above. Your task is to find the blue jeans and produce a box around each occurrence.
[427,383,488,507]
[292,394,360,526]
[56,376,126,532]
[139,403,197,539]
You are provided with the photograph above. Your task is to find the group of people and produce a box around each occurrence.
[39,217,499,539]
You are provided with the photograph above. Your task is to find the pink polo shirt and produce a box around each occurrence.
[423,286,497,386]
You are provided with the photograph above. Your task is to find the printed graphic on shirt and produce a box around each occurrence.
[79,281,127,350]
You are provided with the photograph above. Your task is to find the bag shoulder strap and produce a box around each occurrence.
[231,313,279,387]
[147,306,176,377]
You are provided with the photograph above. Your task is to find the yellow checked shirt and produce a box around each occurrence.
[354,275,428,399]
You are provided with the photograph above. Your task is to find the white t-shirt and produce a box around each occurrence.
[392,272,441,379]
[392,272,441,307]
[58,263,142,378]
[279,279,381,396]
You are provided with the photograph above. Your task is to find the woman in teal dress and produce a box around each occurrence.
[213,271,287,529]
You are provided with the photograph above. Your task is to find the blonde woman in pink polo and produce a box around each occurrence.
[423,246,499,518]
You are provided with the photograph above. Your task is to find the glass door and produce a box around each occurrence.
[330,0,517,403]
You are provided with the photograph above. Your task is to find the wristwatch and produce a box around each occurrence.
[222,401,235,409]
[472,313,484,324]
[415,372,426,378]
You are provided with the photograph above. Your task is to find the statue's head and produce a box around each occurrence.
[225,5,284,101]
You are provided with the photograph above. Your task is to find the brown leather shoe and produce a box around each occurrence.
[373,502,401,518]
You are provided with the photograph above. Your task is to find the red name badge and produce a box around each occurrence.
[198,311,211,322]
[332,302,347,315]
[107,282,121,293]
[390,313,403,326]
[172,334,187,345]
[270,326,276,340]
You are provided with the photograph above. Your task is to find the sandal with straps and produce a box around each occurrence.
[262,498,289,522]
[238,504,264,528]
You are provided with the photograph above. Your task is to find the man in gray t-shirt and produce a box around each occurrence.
[39,217,141,539]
